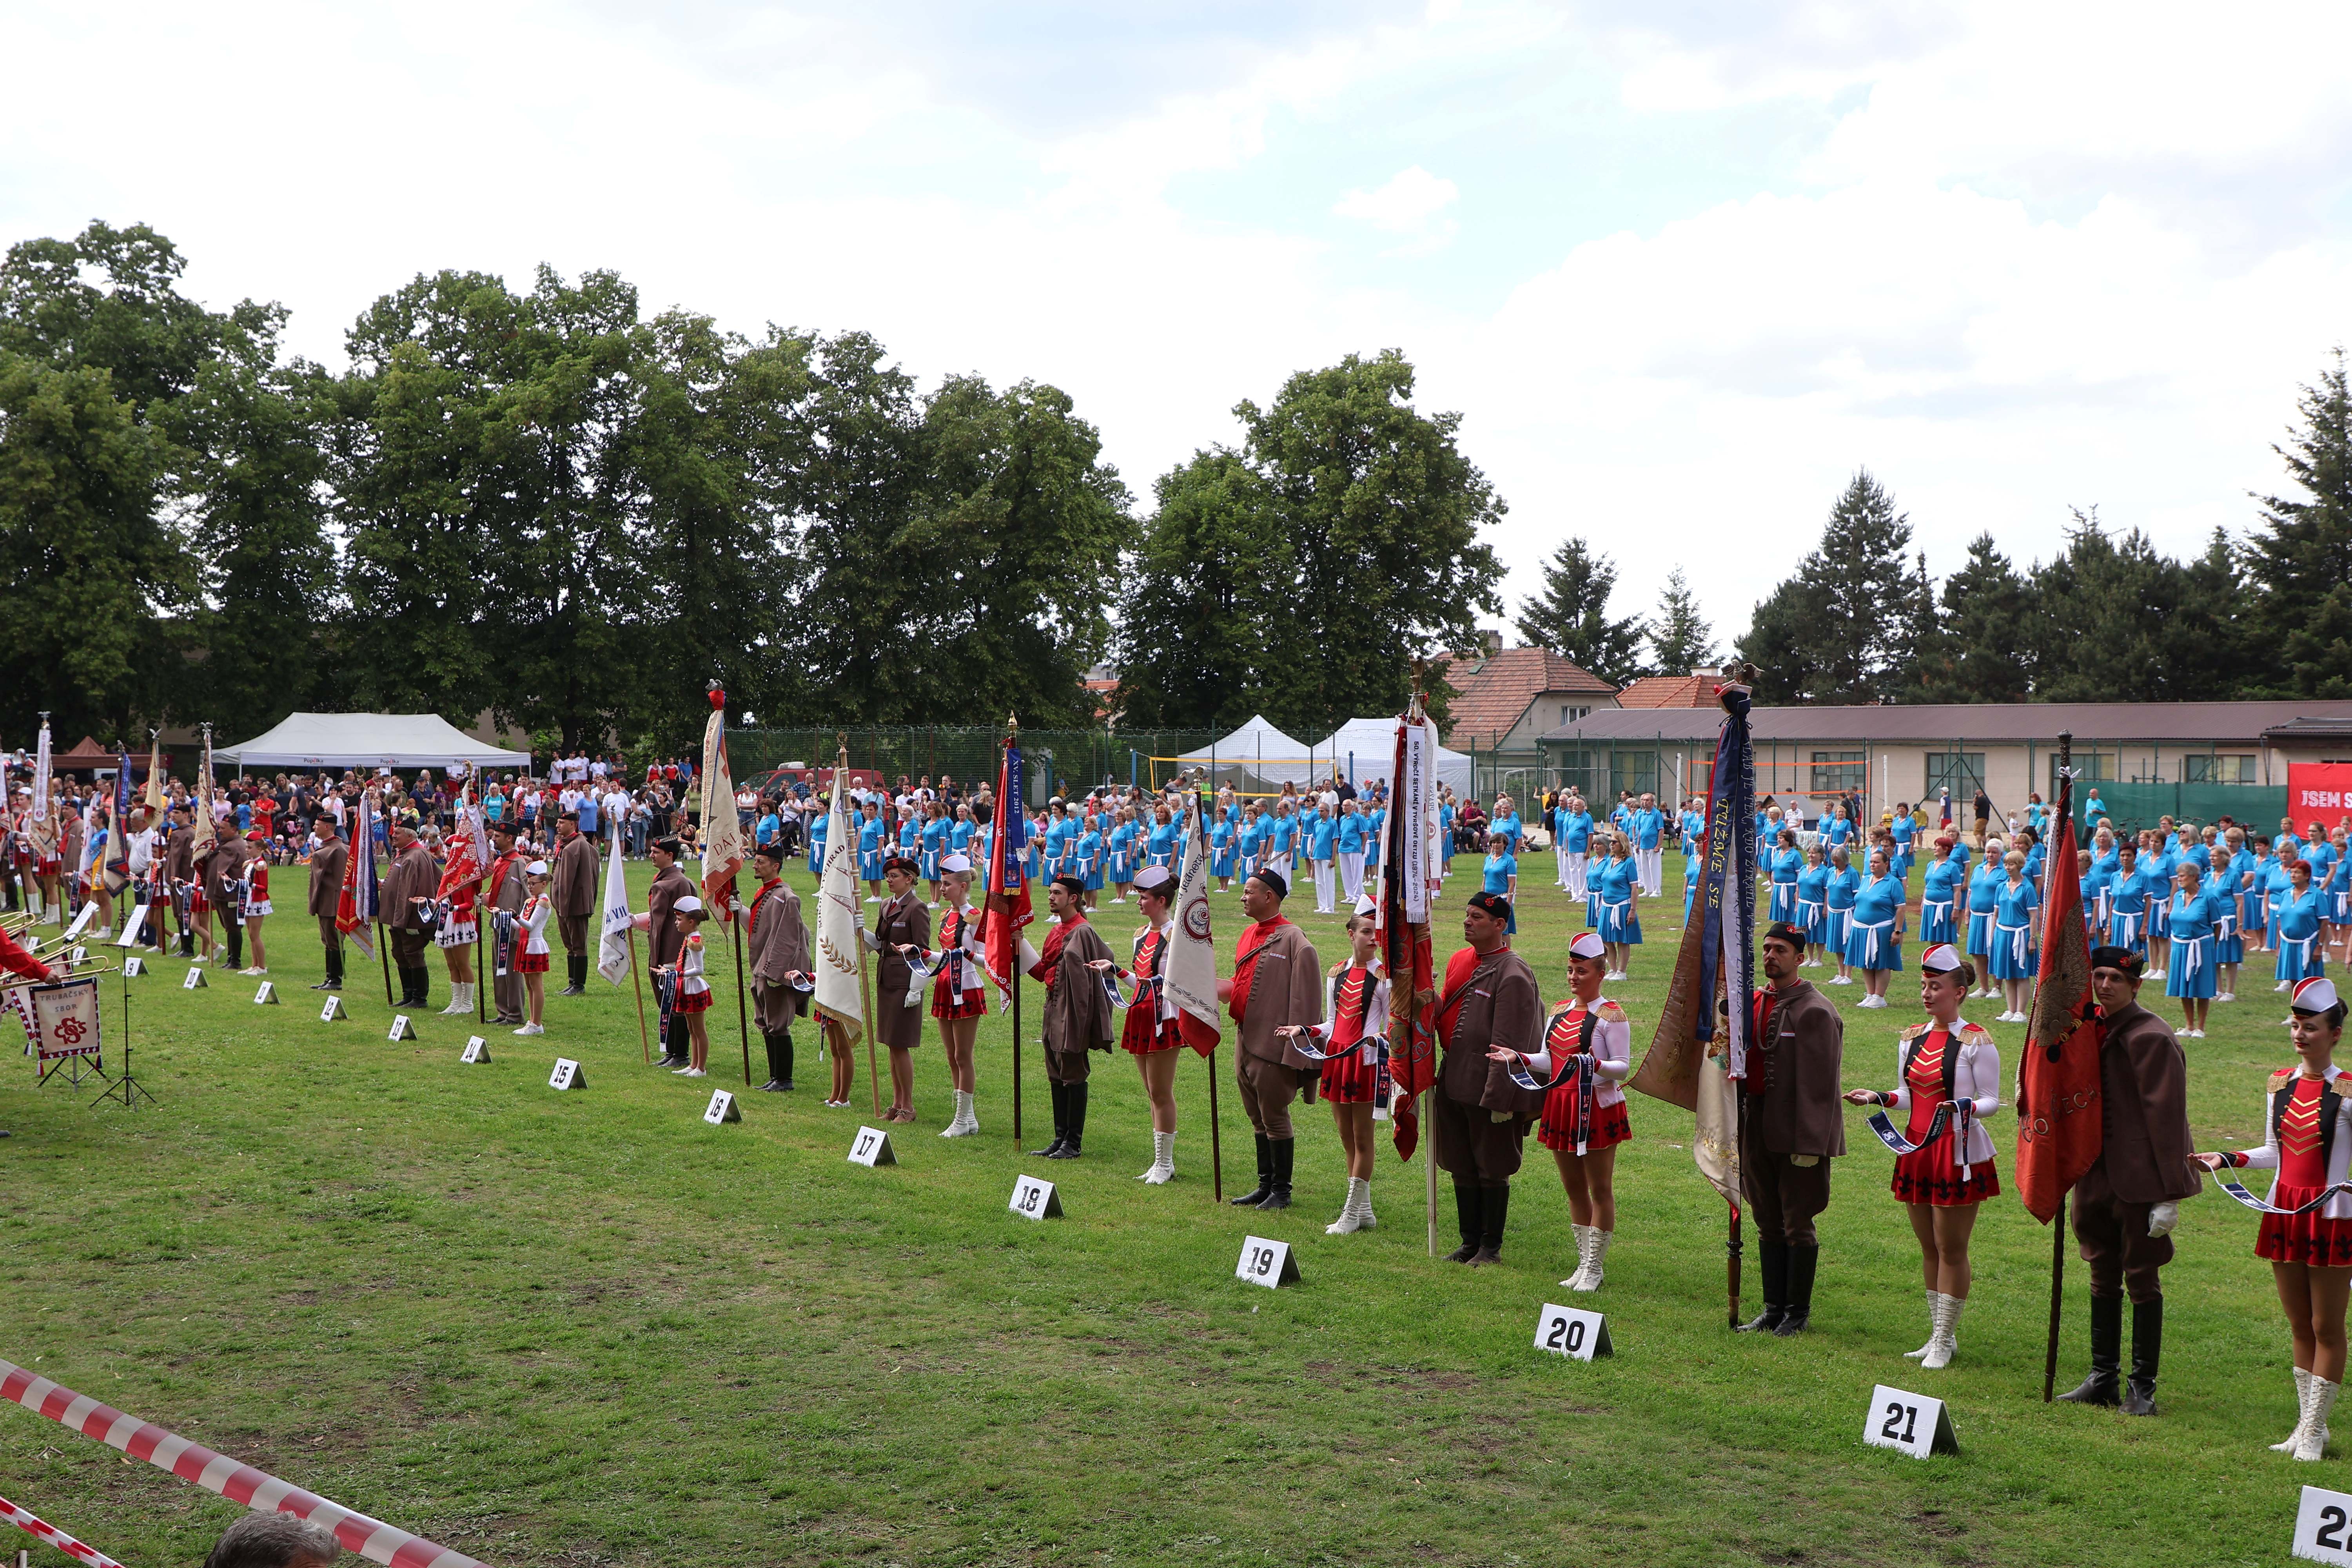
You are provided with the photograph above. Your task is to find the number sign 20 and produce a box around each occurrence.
[1533,1303,1612,1361]
[1234,1234,1299,1289]
[2296,1485,2352,1566]
[1862,1384,1958,1459]
[847,1126,897,1167]
[1007,1174,1063,1220]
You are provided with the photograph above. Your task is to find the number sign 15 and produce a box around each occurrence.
[1533,1303,1613,1361]
[847,1126,897,1167]
[1008,1174,1063,1220]
[2296,1485,2352,1566]
[548,1058,585,1091]
[1234,1234,1299,1289]
[1862,1384,1958,1459]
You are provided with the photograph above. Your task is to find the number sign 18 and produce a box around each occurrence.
[2296,1485,2352,1566]
[847,1126,897,1167]
[1533,1303,1613,1361]
[1234,1234,1299,1289]
[1007,1174,1063,1220]
[1862,1384,1958,1459]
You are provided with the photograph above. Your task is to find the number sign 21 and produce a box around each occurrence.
[1862,1384,1958,1459]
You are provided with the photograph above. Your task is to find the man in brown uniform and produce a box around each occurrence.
[1429,890,1544,1263]
[163,804,196,957]
[1737,922,1847,1336]
[202,829,250,971]
[484,822,529,1026]
[1225,868,1325,1211]
[307,817,348,992]
[643,837,695,1067]
[744,846,810,1091]
[872,856,932,1122]
[2059,946,2201,1415]
[1029,876,1115,1158]
[550,812,598,997]
[382,816,440,1008]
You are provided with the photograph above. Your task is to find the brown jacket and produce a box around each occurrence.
[308,838,348,916]
[487,852,528,915]
[746,880,810,987]
[201,839,248,913]
[1748,980,1846,1158]
[552,831,598,916]
[164,825,194,882]
[381,840,439,931]
[647,864,693,969]
[873,891,932,1048]
[1235,920,1325,1069]
[1436,945,1546,1119]
[2084,1002,2201,1204]
[1036,916,1115,1056]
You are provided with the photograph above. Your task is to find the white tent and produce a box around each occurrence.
[1314,718,1474,796]
[1175,714,1324,789]
[215,713,531,772]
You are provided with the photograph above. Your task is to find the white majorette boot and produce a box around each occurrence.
[1562,1225,1595,1290]
[940,1090,979,1138]
[1326,1177,1374,1234]
[1922,1294,1963,1369]
[1906,1290,1943,1359]
[1574,1229,1612,1292]
[440,981,470,1016]
[1139,1130,1175,1183]
[2276,1366,2316,1453]
[2299,1377,2341,1462]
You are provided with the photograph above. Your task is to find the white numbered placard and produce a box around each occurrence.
[122,956,144,978]
[64,903,98,940]
[847,1125,896,1167]
[1533,1302,1613,1361]
[116,906,149,947]
[253,980,278,1005]
[1235,1234,1299,1289]
[68,946,87,964]
[459,1036,489,1063]
[182,965,207,990]
[387,1014,416,1041]
[704,1089,741,1125]
[549,1058,585,1091]
[2295,1485,2352,1566]
[1008,1173,1063,1220]
[1863,1385,1958,1459]
[319,995,345,1021]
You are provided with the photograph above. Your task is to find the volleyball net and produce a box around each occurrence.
[1140,753,1360,799]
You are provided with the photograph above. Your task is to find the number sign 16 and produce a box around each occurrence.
[2296,1485,2352,1566]
[847,1126,897,1167]
[1234,1234,1299,1289]
[1007,1174,1063,1220]
[1862,1384,1958,1459]
[1533,1303,1613,1361]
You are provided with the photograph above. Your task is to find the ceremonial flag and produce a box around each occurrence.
[336,792,378,962]
[699,688,746,918]
[30,720,49,825]
[981,735,1032,992]
[2016,765,2102,1223]
[436,784,487,900]
[190,732,216,855]
[1381,705,1441,1158]
[143,732,165,813]
[1163,796,1221,1053]
[812,767,864,1043]
[109,751,134,885]
[596,819,632,986]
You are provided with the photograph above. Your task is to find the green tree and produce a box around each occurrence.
[1113,449,1288,728]
[2244,350,2352,697]
[2027,508,2245,702]
[1903,534,2033,704]
[1515,537,1646,687]
[1644,567,1714,677]
[1737,469,1913,704]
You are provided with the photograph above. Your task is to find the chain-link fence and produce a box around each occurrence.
[730,726,1224,804]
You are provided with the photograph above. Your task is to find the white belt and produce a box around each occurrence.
[2216,912,2237,940]
[1797,899,1823,925]
[1997,920,2031,967]
[1854,917,1893,966]
[2285,934,2317,970]
[2175,934,2207,978]
[1603,897,1632,927]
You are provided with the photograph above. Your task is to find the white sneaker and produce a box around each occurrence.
[514,1022,545,1036]
[679,1066,707,1078]
[865,896,882,904]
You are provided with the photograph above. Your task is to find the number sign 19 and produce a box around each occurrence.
[1533,1302,1613,1361]
[2296,1485,2352,1566]
[1008,1174,1063,1220]
[253,980,278,1006]
[1234,1234,1299,1289]
[1862,1384,1958,1459]
[122,956,144,978]
[548,1058,585,1091]
[847,1126,897,1167]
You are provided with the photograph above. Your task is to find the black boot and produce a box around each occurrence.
[2121,1296,2163,1416]
[559,954,586,997]
[313,947,340,990]
[1232,1133,1275,1205]
[1030,1082,1069,1157]
[2058,1294,2123,1406]
[407,966,432,1009]
[1445,1180,1482,1262]
[1050,1082,1088,1158]
[224,928,244,971]
[1256,1137,1294,1209]
[1738,1239,1789,1332]
[1774,1243,1819,1336]
[1468,1183,1509,1265]
[762,1031,794,1091]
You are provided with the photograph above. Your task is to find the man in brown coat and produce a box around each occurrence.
[2059,946,2202,1415]
[307,817,349,992]
[1224,868,1325,1210]
[382,816,440,1008]
[744,845,810,1091]
[550,813,598,996]
[1028,876,1115,1158]
[872,856,932,1122]
[642,837,695,1067]
[1737,921,1847,1337]
[1429,890,1544,1263]
[483,822,530,1026]
[163,804,196,956]
[202,830,251,971]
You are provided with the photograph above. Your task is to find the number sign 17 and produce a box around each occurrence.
[847,1126,897,1167]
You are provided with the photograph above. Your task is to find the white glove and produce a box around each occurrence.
[2147,1200,2180,1238]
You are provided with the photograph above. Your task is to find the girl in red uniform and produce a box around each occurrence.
[1844,942,2002,1369]
[668,896,714,1077]
[922,854,987,1138]
[1283,908,1391,1235]
[1489,931,1630,1290]
[237,829,272,976]
[1095,866,1186,1184]
[514,860,552,1036]
[2197,976,2352,1461]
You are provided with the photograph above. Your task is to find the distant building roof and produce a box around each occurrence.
[1617,674,1717,710]
[1439,648,1615,744]
[1543,700,2352,747]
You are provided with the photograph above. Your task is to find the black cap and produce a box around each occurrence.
[1764,921,1807,949]
[2089,945,2145,975]
[1467,890,1511,920]
[1052,874,1086,898]
[1250,868,1289,901]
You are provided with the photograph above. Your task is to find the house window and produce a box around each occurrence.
[2050,751,2113,797]
[1927,751,1987,800]
[1811,750,1866,794]
[1559,704,1591,727]
[2183,753,2256,784]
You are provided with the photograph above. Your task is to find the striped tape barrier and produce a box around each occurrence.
[0,1492,125,1568]
[0,1359,487,1568]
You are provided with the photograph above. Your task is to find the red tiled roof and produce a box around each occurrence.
[1437,648,1615,744]
[1617,674,1716,709]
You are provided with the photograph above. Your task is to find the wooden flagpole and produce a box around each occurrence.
[2042,731,2075,1401]
[858,901,880,1115]
[1006,715,1024,1145]
[628,922,651,1065]
[733,912,753,1087]
[1206,1048,1223,1202]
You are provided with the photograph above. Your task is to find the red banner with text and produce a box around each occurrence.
[2288,763,2352,823]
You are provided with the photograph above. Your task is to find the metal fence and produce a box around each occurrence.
[2078,780,2288,837]
[730,726,1223,804]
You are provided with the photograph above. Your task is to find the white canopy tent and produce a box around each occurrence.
[214,713,531,773]
[1174,714,1325,791]
[1314,719,1473,796]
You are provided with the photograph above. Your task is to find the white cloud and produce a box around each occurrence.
[1334,165,1461,233]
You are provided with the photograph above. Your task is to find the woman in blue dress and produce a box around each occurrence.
[1919,835,1963,950]
[949,804,976,861]
[1481,842,1519,935]
[1438,793,1456,876]
[1210,811,1236,890]
[2243,835,2276,952]
[2210,841,2245,1003]
[920,804,949,898]
[2268,846,2299,962]
[1796,843,1832,967]
[1106,813,1136,902]
[1595,833,1642,980]
[1766,828,1803,926]
[2278,858,2328,991]
[1825,845,1860,986]
[1964,845,2005,997]
[2136,833,2175,973]
[1889,806,1916,882]
[2105,842,2148,959]
[808,799,829,878]
[2165,859,2222,1037]
[1844,847,1907,1008]
[1987,849,2040,1024]
[857,803,886,901]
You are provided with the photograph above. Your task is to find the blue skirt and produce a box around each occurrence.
[1919,900,1956,947]
[2165,933,2217,999]
[1987,922,2038,980]
[2278,936,2326,984]
[1082,858,1104,892]
[1585,891,1602,929]
[1212,847,1235,877]
[1768,883,1798,923]
[2149,901,2170,938]
[2215,915,2244,965]
[2245,901,2270,941]
[2107,910,2146,956]
[858,848,883,880]
[1109,851,1132,882]
[1599,901,1641,945]
[1801,901,1829,945]
[920,848,940,879]
[1826,909,1851,953]
[1965,910,1993,954]
[1845,920,1902,971]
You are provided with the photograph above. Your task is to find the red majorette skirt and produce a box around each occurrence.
[1320,1046,1381,1103]
[1891,1130,2001,1206]
[931,972,986,1021]
[2258,1183,2352,1267]
[1121,1009,1183,1056]
[189,890,210,916]
[515,951,549,974]
[1537,1096,1631,1153]
[673,985,713,1014]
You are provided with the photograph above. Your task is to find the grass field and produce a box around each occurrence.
[0,852,2325,1567]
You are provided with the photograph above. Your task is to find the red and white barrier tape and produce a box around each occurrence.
[0,1359,487,1568]
[0,1492,124,1568]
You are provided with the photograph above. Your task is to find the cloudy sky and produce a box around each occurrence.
[9,0,2352,656]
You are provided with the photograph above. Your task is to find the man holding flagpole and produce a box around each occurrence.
[308,814,348,992]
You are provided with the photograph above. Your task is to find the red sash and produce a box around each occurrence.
[1433,945,1493,1049]
[1229,917,1291,1023]
[749,877,782,934]
[1033,911,1079,989]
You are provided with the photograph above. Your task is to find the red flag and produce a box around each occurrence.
[336,795,379,962]
[1379,710,1439,1158]
[2015,777,2103,1223]
[982,736,1032,990]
